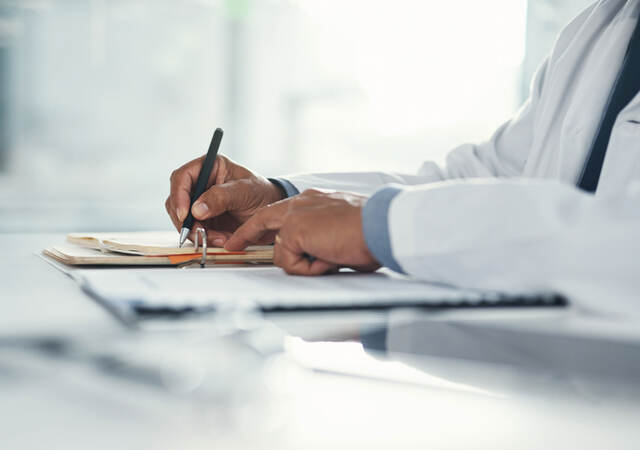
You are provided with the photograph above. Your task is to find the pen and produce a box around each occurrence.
[179,127,224,247]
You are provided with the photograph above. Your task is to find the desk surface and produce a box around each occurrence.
[3,233,640,449]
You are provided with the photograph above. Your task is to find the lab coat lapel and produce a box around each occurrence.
[545,3,633,182]
[619,88,640,119]
[595,88,640,194]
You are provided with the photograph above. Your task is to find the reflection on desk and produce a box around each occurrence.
[3,233,640,449]
[360,308,640,398]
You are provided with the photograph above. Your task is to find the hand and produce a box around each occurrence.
[165,155,285,246]
[225,189,381,275]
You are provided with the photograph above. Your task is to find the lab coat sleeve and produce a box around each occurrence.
[277,55,549,197]
[362,179,640,316]
[278,2,602,195]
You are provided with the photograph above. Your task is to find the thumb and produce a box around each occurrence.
[191,180,249,220]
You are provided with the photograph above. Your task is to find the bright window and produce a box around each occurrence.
[0,1,589,231]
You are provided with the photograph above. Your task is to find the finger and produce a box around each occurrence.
[225,202,289,251]
[168,157,203,224]
[273,228,336,275]
[274,241,336,276]
[191,185,229,221]
[165,196,182,231]
[182,223,229,248]
[227,230,277,246]
[191,179,253,221]
[206,229,232,248]
[168,156,223,224]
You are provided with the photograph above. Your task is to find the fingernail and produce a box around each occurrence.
[212,238,224,247]
[177,207,187,221]
[192,202,209,217]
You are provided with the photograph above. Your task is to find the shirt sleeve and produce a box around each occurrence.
[269,178,300,198]
[361,185,405,273]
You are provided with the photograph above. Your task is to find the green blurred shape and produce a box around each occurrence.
[225,0,250,19]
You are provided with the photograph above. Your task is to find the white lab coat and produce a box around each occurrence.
[284,0,640,315]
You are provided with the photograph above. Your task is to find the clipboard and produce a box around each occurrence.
[42,228,274,268]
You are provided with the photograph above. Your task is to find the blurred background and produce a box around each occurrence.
[0,0,592,232]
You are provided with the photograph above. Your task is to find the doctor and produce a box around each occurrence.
[166,1,640,314]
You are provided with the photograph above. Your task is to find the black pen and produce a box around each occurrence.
[179,127,224,247]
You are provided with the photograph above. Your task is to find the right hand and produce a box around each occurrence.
[165,154,286,247]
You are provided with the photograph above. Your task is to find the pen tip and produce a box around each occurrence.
[179,228,190,248]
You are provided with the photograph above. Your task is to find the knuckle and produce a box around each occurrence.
[216,155,232,178]
[289,196,304,210]
[239,178,254,193]
[254,203,270,218]
[218,185,231,203]
[302,188,321,196]
[217,154,229,167]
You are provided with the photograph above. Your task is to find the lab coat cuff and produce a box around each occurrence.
[269,178,300,198]
[362,185,406,274]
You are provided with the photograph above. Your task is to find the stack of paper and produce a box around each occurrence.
[42,231,273,267]
[77,266,565,315]
[41,232,565,317]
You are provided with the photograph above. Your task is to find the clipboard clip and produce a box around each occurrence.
[177,227,270,269]
[193,227,207,268]
[178,228,207,268]
[176,228,208,269]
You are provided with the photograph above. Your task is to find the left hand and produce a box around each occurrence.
[224,189,381,275]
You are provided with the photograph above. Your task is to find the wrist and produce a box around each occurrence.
[266,178,287,203]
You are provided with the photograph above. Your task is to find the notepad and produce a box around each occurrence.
[76,266,565,316]
[66,231,272,256]
[42,231,274,267]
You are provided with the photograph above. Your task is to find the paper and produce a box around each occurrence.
[67,231,272,256]
[42,231,274,266]
[43,245,172,266]
[43,244,274,267]
[77,266,562,313]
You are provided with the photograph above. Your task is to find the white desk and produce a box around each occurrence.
[2,233,640,449]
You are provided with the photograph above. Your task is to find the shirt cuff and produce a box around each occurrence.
[268,178,300,198]
[361,185,405,274]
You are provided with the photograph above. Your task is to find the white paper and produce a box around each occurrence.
[76,266,560,313]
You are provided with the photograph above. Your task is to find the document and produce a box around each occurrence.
[76,266,563,315]
[67,231,272,256]
[42,231,274,266]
